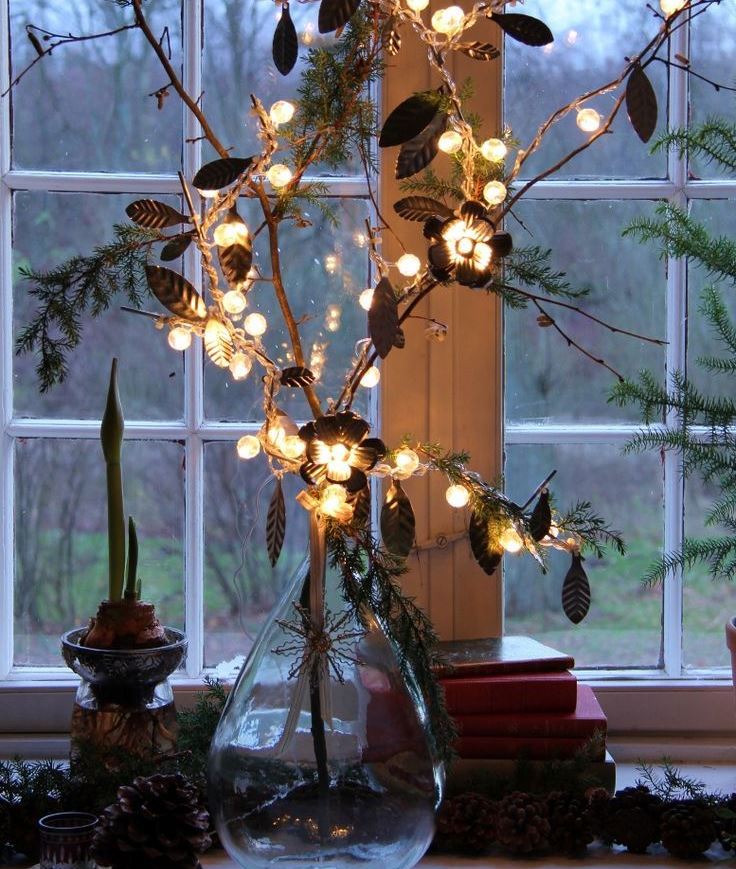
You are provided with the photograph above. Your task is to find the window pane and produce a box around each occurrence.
[14,439,185,667]
[504,443,663,668]
[204,198,371,422]
[203,442,308,669]
[505,200,666,424]
[9,1,182,172]
[13,192,184,420]
[505,1,666,180]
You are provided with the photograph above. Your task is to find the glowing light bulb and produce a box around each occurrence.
[359,288,374,311]
[229,352,252,381]
[267,164,293,188]
[456,236,474,256]
[236,435,260,459]
[483,180,507,206]
[199,189,218,199]
[499,526,523,553]
[321,483,347,517]
[222,290,247,315]
[576,107,602,133]
[431,5,465,34]
[438,130,463,154]
[283,435,306,460]
[269,100,296,125]
[324,254,339,274]
[360,366,381,388]
[395,448,420,475]
[168,326,191,351]
[213,212,249,247]
[407,0,429,11]
[445,484,470,508]
[329,444,349,462]
[548,523,560,538]
[660,0,686,15]
[244,312,268,337]
[397,253,421,277]
[480,138,508,162]
[353,230,368,248]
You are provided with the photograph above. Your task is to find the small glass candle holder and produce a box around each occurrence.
[38,812,98,869]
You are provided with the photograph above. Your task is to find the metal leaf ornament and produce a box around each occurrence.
[204,319,235,368]
[192,157,254,191]
[267,478,287,567]
[469,510,503,575]
[379,90,445,148]
[273,3,298,75]
[491,12,554,46]
[456,42,500,61]
[529,490,552,542]
[561,551,591,624]
[125,199,190,229]
[352,484,370,528]
[280,366,316,388]
[394,196,454,222]
[381,481,415,558]
[160,233,194,262]
[626,62,658,144]
[368,277,400,359]
[318,0,361,34]
[218,242,253,288]
[395,109,448,180]
[145,265,207,321]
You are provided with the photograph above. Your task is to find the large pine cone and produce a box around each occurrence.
[660,799,717,859]
[92,773,211,869]
[434,792,497,854]
[546,790,594,856]
[597,785,663,853]
[495,791,550,855]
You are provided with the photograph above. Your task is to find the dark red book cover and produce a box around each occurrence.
[441,670,577,715]
[453,685,606,739]
[434,635,575,679]
[455,733,606,761]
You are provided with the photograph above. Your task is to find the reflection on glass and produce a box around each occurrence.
[14,439,185,667]
[504,443,663,668]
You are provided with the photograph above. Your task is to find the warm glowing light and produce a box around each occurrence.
[199,189,218,199]
[168,327,191,351]
[456,236,474,256]
[330,443,350,462]
[229,352,252,381]
[213,212,249,248]
[480,138,507,162]
[576,107,602,132]
[548,523,560,538]
[222,290,247,315]
[353,230,368,248]
[565,28,579,46]
[205,319,231,368]
[499,526,524,553]
[301,24,315,44]
[483,180,507,206]
[269,100,296,125]
[324,253,339,274]
[244,312,268,337]
[660,0,686,15]
[397,253,421,277]
[395,448,420,475]
[320,484,348,518]
[360,366,381,388]
[267,163,293,188]
[407,0,429,11]
[431,5,465,34]
[438,130,463,154]
[445,484,470,508]
[359,288,374,311]
[236,435,260,459]
[283,435,306,460]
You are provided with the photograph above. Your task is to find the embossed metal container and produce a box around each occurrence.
[38,812,98,869]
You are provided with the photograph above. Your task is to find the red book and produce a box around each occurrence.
[455,733,606,761]
[441,671,577,715]
[435,635,575,679]
[453,685,606,740]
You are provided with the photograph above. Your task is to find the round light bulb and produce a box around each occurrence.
[360,366,381,388]
[321,483,347,517]
[397,253,421,277]
[480,138,508,162]
[269,100,296,125]
[236,435,260,460]
[353,230,368,248]
[283,435,306,460]
[660,0,686,15]
[431,5,465,34]
[324,253,339,274]
[499,526,523,554]
[395,448,420,475]
[407,0,429,11]
[199,189,218,199]
[445,484,470,509]
[359,288,374,311]
[244,312,268,337]
[229,352,252,381]
[576,107,602,133]
[222,290,247,315]
[267,163,293,188]
[483,180,507,206]
[438,130,463,154]
[168,326,192,351]
[456,236,474,256]
[213,216,249,248]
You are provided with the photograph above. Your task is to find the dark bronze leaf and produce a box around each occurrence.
[529,490,551,542]
[626,62,658,144]
[27,30,44,57]
[561,552,591,624]
[318,0,361,34]
[192,156,254,191]
[395,109,448,180]
[368,276,399,359]
[352,485,370,528]
[145,265,207,321]
[381,481,415,558]
[280,366,316,388]
[469,511,503,575]
[492,12,553,46]
[273,3,298,75]
[125,199,190,229]
[393,327,405,349]
[218,242,253,288]
[379,90,444,148]
[160,233,193,262]
[266,478,286,567]
[394,196,453,222]
[457,41,500,61]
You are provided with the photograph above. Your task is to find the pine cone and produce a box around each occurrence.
[597,785,663,853]
[546,790,594,856]
[434,792,496,854]
[92,773,212,869]
[715,793,736,851]
[660,799,717,859]
[495,791,550,855]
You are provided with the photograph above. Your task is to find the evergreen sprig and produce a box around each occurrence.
[636,760,709,802]
[501,246,587,300]
[556,501,625,559]
[653,117,736,173]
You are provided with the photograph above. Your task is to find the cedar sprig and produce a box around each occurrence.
[500,246,588,300]
[653,117,736,174]
[636,760,710,802]
[555,501,625,559]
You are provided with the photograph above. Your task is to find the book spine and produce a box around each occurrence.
[442,675,577,715]
[455,735,606,761]
[454,715,607,739]
[434,658,575,679]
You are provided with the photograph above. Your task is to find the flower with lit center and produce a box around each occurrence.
[299,411,386,493]
[425,200,497,287]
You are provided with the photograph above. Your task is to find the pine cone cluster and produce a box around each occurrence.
[495,791,550,855]
[92,773,211,869]
[596,785,662,854]
[546,790,594,855]
[435,792,497,854]
[660,799,716,859]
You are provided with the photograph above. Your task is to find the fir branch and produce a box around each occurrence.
[556,501,625,559]
[652,117,736,174]
[399,168,464,203]
[636,760,709,802]
[503,246,586,299]
[642,536,736,586]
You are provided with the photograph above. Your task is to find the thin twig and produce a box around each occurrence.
[650,55,736,93]
[520,470,557,512]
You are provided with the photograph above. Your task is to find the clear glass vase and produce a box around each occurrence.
[208,522,443,869]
